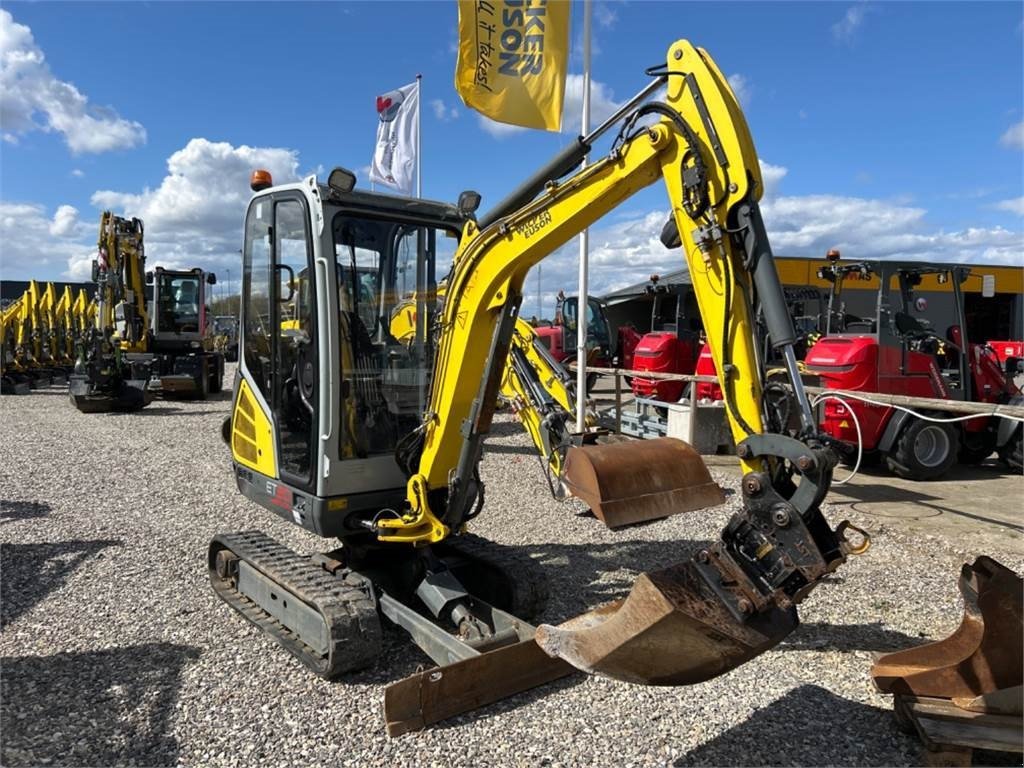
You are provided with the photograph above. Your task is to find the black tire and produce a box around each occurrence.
[196,360,210,400]
[886,418,958,481]
[958,430,996,465]
[209,356,223,394]
[998,425,1023,473]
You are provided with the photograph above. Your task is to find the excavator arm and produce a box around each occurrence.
[377,39,869,683]
[69,212,152,412]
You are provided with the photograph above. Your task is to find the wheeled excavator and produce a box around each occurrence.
[70,212,225,412]
[210,40,1017,736]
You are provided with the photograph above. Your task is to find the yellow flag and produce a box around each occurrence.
[454,0,570,132]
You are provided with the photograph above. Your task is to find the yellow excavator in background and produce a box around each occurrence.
[70,212,225,412]
[53,285,77,368]
[1,281,71,391]
[1,295,32,394]
[390,290,723,527]
[209,39,1013,736]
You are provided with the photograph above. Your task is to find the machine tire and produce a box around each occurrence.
[209,356,223,394]
[958,430,996,465]
[197,360,210,400]
[561,354,597,394]
[886,418,958,481]
[997,425,1023,473]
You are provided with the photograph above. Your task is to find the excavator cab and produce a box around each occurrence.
[226,178,463,530]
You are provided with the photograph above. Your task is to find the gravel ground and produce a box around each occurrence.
[2,366,1022,767]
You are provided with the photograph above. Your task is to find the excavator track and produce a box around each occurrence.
[209,531,382,679]
[434,532,549,621]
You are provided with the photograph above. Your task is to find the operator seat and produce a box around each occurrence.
[175,281,200,332]
[894,311,926,337]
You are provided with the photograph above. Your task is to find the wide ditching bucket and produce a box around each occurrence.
[536,561,799,685]
[562,437,724,528]
[871,556,1022,704]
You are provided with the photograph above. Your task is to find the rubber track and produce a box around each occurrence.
[209,530,382,679]
[435,533,550,621]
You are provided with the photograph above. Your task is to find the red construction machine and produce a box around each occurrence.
[534,291,636,390]
[628,275,701,402]
[806,262,1023,479]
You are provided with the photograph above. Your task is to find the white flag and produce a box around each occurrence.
[369,81,418,195]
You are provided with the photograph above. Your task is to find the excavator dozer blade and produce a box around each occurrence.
[871,556,1022,702]
[562,437,724,528]
[69,375,152,413]
[536,561,798,685]
[384,636,576,737]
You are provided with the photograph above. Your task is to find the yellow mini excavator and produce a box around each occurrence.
[213,40,877,734]
[70,212,225,412]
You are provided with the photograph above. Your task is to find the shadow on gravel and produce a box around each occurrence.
[674,684,915,767]
[0,500,52,525]
[128,407,225,417]
[0,539,120,628]
[525,538,711,621]
[483,443,538,457]
[781,621,925,653]
[0,643,201,767]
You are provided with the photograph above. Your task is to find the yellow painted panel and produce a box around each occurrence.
[775,258,1022,294]
[232,378,276,477]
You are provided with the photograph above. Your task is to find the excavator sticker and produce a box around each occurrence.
[266,482,293,511]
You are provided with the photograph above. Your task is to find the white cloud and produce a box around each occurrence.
[595,3,618,28]
[1000,121,1024,150]
[519,159,1023,316]
[727,73,751,107]
[478,74,621,138]
[83,138,301,279]
[429,98,459,122]
[0,10,146,154]
[560,74,620,134]
[832,4,870,43]
[995,197,1024,216]
[48,204,81,237]
[0,202,95,279]
[758,161,789,200]
[70,168,84,178]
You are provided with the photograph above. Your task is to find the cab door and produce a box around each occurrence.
[239,193,317,491]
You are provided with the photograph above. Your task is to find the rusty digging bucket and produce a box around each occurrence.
[535,560,800,685]
[561,437,725,528]
[870,556,1022,710]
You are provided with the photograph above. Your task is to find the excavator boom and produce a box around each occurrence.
[216,39,871,734]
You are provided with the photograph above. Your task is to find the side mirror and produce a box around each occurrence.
[982,274,995,298]
[145,271,154,285]
[207,273,217,285]
[91,260,99,283]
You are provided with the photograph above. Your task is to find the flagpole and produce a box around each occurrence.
[416,74,422,198]
[575,0,592,433]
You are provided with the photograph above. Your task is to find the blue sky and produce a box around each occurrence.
[1,1,1022,318]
